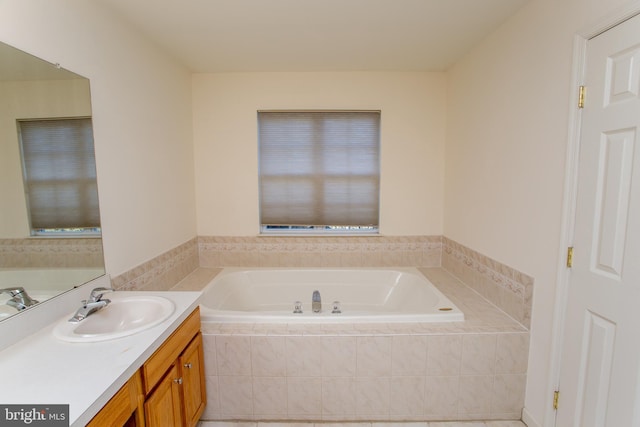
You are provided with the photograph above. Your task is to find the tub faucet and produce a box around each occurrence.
[68,286,114,323]
[0,287,39,311]
[312,290,321,313]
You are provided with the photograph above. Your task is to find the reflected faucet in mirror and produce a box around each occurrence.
[0,40,106,322]
[0,287,38,311]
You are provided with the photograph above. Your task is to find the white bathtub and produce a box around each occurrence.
[199,267,464,323]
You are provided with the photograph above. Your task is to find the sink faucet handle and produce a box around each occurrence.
[89,287,115,302]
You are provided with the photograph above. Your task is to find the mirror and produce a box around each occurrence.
[0,41,105,321]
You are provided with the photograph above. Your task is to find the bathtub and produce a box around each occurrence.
[199,267,464,323]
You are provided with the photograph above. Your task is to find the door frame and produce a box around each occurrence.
[543,2,640,427]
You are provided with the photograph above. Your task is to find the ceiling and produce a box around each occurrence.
[97,0,530,72]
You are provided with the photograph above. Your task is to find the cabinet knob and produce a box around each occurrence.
[174,377,183,385]
[184,362,192,369]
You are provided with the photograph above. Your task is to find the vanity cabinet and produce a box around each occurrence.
[142,308,206,427]
[144,364,183,426]
[87,371,144,427]
[87,307,206,427]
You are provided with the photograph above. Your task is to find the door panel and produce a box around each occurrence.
[557,12,640,427]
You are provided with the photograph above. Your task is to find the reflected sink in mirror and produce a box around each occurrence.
[53,295,175,343]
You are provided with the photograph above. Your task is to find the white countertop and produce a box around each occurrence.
[0,291,201,426]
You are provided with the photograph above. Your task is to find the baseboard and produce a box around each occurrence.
[522,407,543,427]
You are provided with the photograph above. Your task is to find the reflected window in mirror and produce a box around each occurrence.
[17,117,100,236]
[0,40,105,322]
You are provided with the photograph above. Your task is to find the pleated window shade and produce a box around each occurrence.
[258,111,380,232]
[18,118,100,234]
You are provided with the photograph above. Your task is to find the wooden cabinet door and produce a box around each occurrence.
[144,364,183,427]
[179,333,206,427]
[88,371,144,427]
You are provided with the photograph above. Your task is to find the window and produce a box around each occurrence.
[18,118,100,236]
[258,111,380,234]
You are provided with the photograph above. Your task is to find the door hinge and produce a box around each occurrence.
[553,390,560,410]
[566,246,574,268]
[578,85,586,109]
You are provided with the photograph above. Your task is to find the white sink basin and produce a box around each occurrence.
[53,295,175,343]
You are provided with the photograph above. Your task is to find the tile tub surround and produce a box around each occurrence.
[192,268,529,422]
[0,237,104,268]
[111,237,199,291]
[109,234,535,329]
[197,236,443,268]
[441,238,533,329]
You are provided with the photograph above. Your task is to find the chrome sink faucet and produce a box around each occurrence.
[312,290,321,313]
[0,287,39,311]
[68,286,114,323]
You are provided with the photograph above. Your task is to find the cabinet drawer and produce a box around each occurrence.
[142,307,200,395]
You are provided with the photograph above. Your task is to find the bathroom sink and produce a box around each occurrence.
[53,295,175,343]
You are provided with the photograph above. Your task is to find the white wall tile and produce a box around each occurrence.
[286,336,323,377]
[391,336,428,376]
[252,336,287,376]
[202,334,218,376]
[424,376,459,418]
[490,374,526,414]
[322,377,357,417]
[218,375,253,417]
[461,335,497,375]
[426,335,462,375]
[458,375,493,415]
[357,336,392,377]
[322,336,357,377]
[389,376,425,417]
[287,377,322,416]
[216,336,252,375]
[253,377,288,416]
[201,376,221,420]
[356,377,390,418]
[495,333,529,374]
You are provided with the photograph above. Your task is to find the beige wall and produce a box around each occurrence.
[444,0,638,424]
[5,0,640,424]
[0,79,91,237]
[193,72,447,236]
[0,0,197,276]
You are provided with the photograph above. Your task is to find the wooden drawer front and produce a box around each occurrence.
[142,307,200,395]
[88,371,142,427]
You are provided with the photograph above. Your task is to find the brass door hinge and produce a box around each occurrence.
[578,85,586,109]
[553,390,560,410]
[566,247,574,268]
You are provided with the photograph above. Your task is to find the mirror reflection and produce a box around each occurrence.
[0,41,105,320]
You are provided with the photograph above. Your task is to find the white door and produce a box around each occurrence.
[556,13,640,427]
